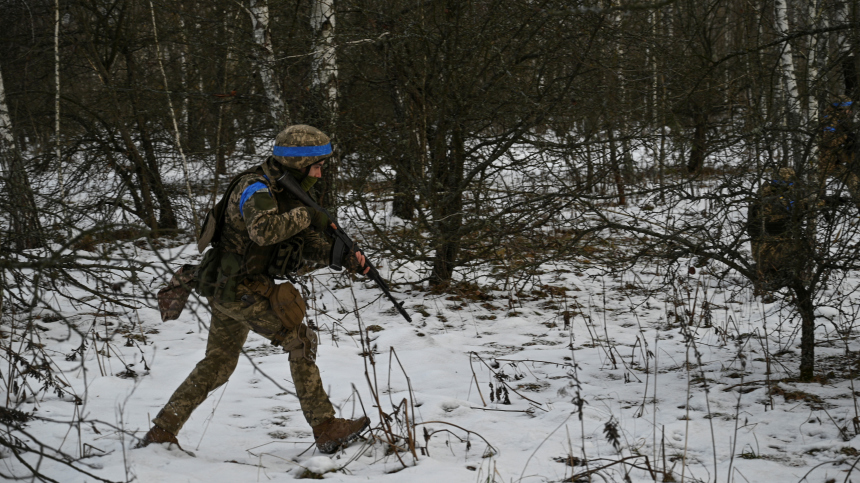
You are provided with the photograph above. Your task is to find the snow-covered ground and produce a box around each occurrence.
[5,232,860,483]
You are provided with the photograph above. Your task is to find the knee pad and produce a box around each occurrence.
[283,324,318,363]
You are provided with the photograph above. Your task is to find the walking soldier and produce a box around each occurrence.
[820,96,859,202]
[145,125,370,454]
[747,167,814,294]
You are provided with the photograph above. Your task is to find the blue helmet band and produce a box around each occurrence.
[833,101,853,107]
[273,143,332,157]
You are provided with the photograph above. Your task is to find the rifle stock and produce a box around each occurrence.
[276,172,412,323]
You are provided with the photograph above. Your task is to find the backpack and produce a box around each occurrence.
[196,167,259,253]
[155,168,260,321]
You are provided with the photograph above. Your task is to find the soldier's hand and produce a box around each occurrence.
[354,250,370,275]
[306,207,330,231]
[344,248,371,275]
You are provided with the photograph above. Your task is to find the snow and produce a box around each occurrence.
[5,236,860,482]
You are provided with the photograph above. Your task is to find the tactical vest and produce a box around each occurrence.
[195,164,308,302]
[748,180,800,239]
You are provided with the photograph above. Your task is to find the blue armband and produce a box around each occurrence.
[239,182,270,218]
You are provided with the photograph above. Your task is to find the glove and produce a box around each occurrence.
[306,207,329,231]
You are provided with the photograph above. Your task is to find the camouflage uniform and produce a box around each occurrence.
[747,168,813,292]
[152,127,338,436]
[820,97,859,201]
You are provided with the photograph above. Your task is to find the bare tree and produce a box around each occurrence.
[249,0,289,129]
[311,0,340,210]
[0,65,42,251]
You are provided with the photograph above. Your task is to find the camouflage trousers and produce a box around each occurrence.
[843,171,860,206]
[821,149,860,206]
[751,236,812,291]
[151,282,335,435]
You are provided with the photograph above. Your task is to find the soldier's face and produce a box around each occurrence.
[308,160,325,178]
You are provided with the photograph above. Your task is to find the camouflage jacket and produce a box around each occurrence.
[223,160,329,255]
[820,101,857,172]
[201,159,332,301]
[747,179,808,239]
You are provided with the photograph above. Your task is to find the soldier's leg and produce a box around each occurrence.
[215,285,335,427]
[751,237,785,293]
[224,283,366,453]
[763,238,796,290]
[285,328,336,426]
[750,239,762,294]
[845,172,860,207]
[750,239,761,266]
[151,307,249,435]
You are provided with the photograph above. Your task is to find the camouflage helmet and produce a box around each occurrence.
[833,94,853,109]
[272,125,333,170]
[777,167,796,180]
[824,95,854,118]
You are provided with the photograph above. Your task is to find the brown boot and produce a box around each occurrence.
[312,416,370,454]
[138,424,180,448]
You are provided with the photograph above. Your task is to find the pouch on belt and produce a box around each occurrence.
[246,278,313,360]
[246,278,307,329]
[156,264,198,322]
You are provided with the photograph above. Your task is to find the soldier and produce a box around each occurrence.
[143,125,370,454]
[746,167,813,295]
[819,96,859,201]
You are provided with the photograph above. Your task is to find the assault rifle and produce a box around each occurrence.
[821,194,854,223]
[276,172,412,323]
[822,194,853,206]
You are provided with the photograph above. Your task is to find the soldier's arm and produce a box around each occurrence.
[301,228,334,265]
[844,120,857,149]
[746,200,763,238]
[227,177,314,246]
[300,227,368,274]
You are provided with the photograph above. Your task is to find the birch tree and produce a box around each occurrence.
[311,0,339,209]
[0,66,42,251]
[249,0,288,130]
[55,0,64,220]
[775,0,803,164]
[805,0,823,132]
[835,1,858,98]
[311,0,338,117]
[604,0,627,205]
[150,0,199,234]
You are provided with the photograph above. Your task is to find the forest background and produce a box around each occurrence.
[2,0,860,481]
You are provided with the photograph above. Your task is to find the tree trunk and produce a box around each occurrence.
[0,67,42,250]
[55,0,64,219]
[608,128,626,205]
[312,0,339,211]
[125,50,178,232]
[586,129,594,192]
[792,282,816,381]
[392,160,416,220]
[775,0,803,164]
[176,14,191,150]
[687,110,707,175]
[386,44,416,220]
[249,0,288,130]
[214,7,236,182]
[805,0,821,129]
[430,123,465,286]
[74,4,160,233]
[150,0,199,235]
[185,14,205,154]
